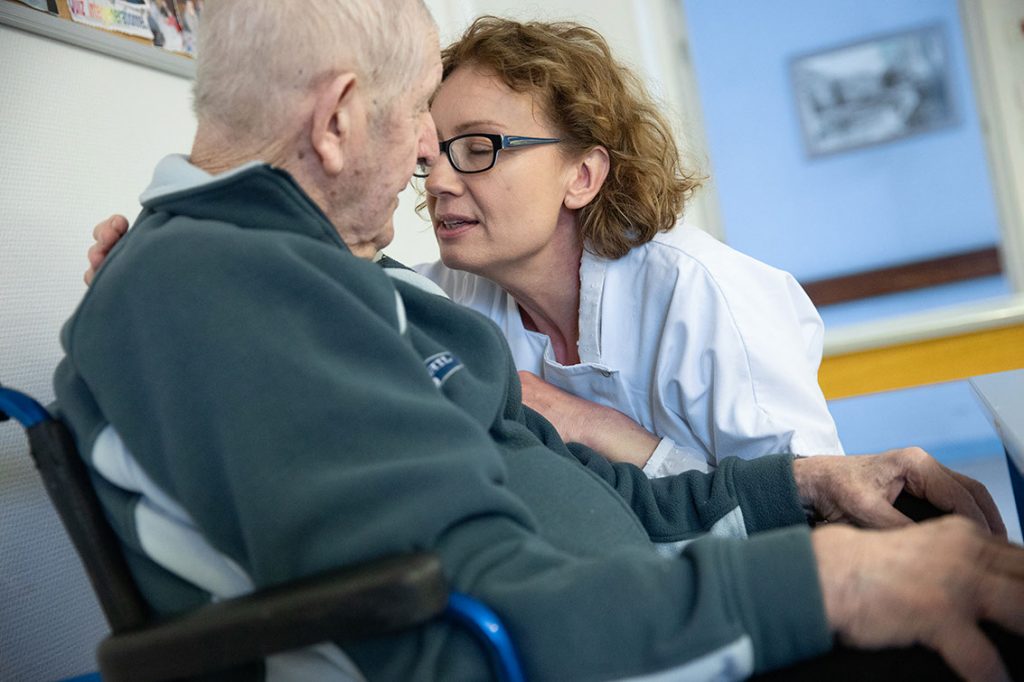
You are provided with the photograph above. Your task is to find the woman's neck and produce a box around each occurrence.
[488,226,584,366]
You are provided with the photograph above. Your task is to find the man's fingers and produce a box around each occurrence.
[989,544,1024,580]
[979,562,1024,624]
[929,624,1010,682]
[902,454,990,531]
[855,496,914,529]
[949,469,1008,538]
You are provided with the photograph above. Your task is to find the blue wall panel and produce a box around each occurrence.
[684,0,1002,282]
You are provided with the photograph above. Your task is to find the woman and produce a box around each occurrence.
[415,17,842,474]
[87,17,842,475]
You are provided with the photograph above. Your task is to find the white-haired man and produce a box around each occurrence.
[59,1,1023,680]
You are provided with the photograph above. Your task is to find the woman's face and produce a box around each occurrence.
[425,66,581,280]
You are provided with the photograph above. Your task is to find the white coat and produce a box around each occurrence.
[415,226,843,476]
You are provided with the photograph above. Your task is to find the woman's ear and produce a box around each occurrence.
[310,72,361,176]
[564,146,610,210]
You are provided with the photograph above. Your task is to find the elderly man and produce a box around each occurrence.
[60,1,1023,680]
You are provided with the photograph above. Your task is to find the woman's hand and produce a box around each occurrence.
[85,214,129,285]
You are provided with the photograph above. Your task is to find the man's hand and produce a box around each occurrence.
[793,448,1007,537]
[518,370,658,468]
[85,214,129,285]
[813,518,1024,682]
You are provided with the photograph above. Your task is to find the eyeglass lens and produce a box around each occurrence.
[447,135,498,173]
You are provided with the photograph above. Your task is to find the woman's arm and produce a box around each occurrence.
[518,370,660,467]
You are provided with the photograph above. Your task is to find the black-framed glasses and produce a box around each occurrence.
[414,133,561,178]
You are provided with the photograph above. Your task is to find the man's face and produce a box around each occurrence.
[334,34,442,259]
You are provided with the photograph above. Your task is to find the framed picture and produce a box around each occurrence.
[791,25,956,157]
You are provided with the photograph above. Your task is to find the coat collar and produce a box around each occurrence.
[140,154,348,251]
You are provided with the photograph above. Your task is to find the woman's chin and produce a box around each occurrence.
[439,248,486,277]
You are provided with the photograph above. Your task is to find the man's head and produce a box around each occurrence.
[190,0,441,258]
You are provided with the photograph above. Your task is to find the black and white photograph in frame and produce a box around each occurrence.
[791,25,957,157]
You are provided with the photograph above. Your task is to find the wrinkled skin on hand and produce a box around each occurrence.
[813,517,1024,682]
[793,448,1006,536]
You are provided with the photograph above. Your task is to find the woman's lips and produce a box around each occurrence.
[435,218,479,238]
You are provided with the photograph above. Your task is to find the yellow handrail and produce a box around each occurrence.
[820,323,1024,400]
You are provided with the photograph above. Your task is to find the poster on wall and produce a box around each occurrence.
[170,0,200,55]
[68,0,153,39]
[791,25,956,157]
[66,0,201,55]
[146,0,183,52]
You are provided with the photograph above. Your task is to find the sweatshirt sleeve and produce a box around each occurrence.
[59,226,831,681]
[567,439,810,541]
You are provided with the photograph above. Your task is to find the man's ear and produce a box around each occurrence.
[310,72,361,176]
[564,146,610,210]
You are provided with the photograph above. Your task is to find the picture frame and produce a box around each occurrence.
[0,0,199,76]
[790,25,957,157]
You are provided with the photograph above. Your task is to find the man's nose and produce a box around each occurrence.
[419,116,440,167]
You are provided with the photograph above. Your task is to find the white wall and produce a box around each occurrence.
[0,21,197,681]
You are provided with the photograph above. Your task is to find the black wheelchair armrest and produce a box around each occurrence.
[99,552,447,682]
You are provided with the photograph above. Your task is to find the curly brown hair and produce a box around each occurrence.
[439,16,703,259]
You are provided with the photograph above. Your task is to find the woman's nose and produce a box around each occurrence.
[424,149,461,196]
